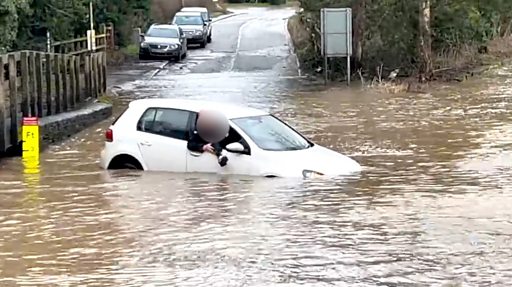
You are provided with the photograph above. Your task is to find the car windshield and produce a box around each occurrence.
[146,28,179,38]
[174,15,203,25]
[232,115,312,151]
[201,12,208,21]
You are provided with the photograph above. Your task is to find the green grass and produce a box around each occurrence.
[121,44,139,56]
[98,94,114,104]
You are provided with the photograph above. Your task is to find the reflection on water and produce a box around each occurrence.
[0,66,512,285]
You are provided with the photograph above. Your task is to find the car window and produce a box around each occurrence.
[232,115,312,151]
[137,108,192,140]
[189,112,251,154]
[137,108,157,131]
[146,27,179,38]
[174,15,204,25]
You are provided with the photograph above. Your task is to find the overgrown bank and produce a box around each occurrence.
[287,0,512,85]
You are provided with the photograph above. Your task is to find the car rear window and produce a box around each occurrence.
[111,106,129,126]
[136,107,193,140]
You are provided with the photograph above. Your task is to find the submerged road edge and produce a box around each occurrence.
[38,102,112,151]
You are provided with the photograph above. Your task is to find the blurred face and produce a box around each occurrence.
[196,110,229,143]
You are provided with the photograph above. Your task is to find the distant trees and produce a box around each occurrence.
[0,0,151,52]
[294,0,512,79]
[0,0,225,52]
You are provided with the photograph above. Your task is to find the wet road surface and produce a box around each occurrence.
[1,7,512,286]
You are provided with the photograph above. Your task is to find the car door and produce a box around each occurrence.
[136,107,194,172]
[186,115,256,175]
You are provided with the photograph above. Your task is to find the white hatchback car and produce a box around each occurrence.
[99,99,362,178]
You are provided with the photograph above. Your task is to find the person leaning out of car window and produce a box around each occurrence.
[187,110,229,167]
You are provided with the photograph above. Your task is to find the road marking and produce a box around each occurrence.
[230,18,255,71]
[211,12,247,23]
[149,61,171,79]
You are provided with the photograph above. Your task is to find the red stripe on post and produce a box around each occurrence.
[22,117,39,126]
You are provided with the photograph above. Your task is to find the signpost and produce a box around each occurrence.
[320,8,352,85]
[87,1,96,51]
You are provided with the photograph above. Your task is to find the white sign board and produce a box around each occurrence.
[87,30,96,51]
[320,8,352,57]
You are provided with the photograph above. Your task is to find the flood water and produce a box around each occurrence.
[1,64,512,285]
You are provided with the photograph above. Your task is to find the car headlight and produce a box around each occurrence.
[169,44,178,50]
[140,42,148,48]
[195,30,203,35]
[302,170,325,179]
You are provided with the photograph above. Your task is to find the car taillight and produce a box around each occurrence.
[105,128,113,142]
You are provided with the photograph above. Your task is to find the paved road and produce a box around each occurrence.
[109,6,311,107]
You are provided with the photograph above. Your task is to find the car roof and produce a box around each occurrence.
[129,98,268,119]
[174,11,203,16]
[150,24,180,30]
[181,7,208,12]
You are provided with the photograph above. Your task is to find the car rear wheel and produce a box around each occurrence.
[207,34,212,43]
[108,154,143,170]
[200,39,207,48]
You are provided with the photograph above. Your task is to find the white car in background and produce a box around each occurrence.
[99,99,362,178]
[179,7,213,42]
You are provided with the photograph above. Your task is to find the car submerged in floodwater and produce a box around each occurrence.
[99,99,362,178]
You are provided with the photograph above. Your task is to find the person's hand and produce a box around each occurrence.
[202,143,215,153]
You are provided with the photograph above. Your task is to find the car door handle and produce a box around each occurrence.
[139,140,152,146]
[189,151,202,157]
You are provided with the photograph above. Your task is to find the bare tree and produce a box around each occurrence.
[418,0,433,82]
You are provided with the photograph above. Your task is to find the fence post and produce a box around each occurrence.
[8,54,18,147]
[54,54,61,114]
[61,56,69,111]
[92,53,98,98]
[35,53,44,117]
[45,54,53,116]
[107,22,115,49]
[75,56,81,104]
[84,54,91,99]
[99,24,106,50]
[102,52,107,94]
[69,56,76,109]
[20,51,30,117]
[29,52,37,117]
[0,57,6,152]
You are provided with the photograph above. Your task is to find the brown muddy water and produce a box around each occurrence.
[0,67,512,286]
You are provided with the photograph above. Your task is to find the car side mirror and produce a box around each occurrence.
[225,142,245,153]
[208,18,212,21]
[203,23,207,26]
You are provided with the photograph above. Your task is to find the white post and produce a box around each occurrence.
[88,1,96,51]
[46,31,51,53]
[89,1,94,31]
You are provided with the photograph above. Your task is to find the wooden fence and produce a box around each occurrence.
[0,50,107,153]
[49,24,115,55]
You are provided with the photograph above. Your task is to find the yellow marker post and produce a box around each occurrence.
[22,117,40,163]
[21,117,42,207]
